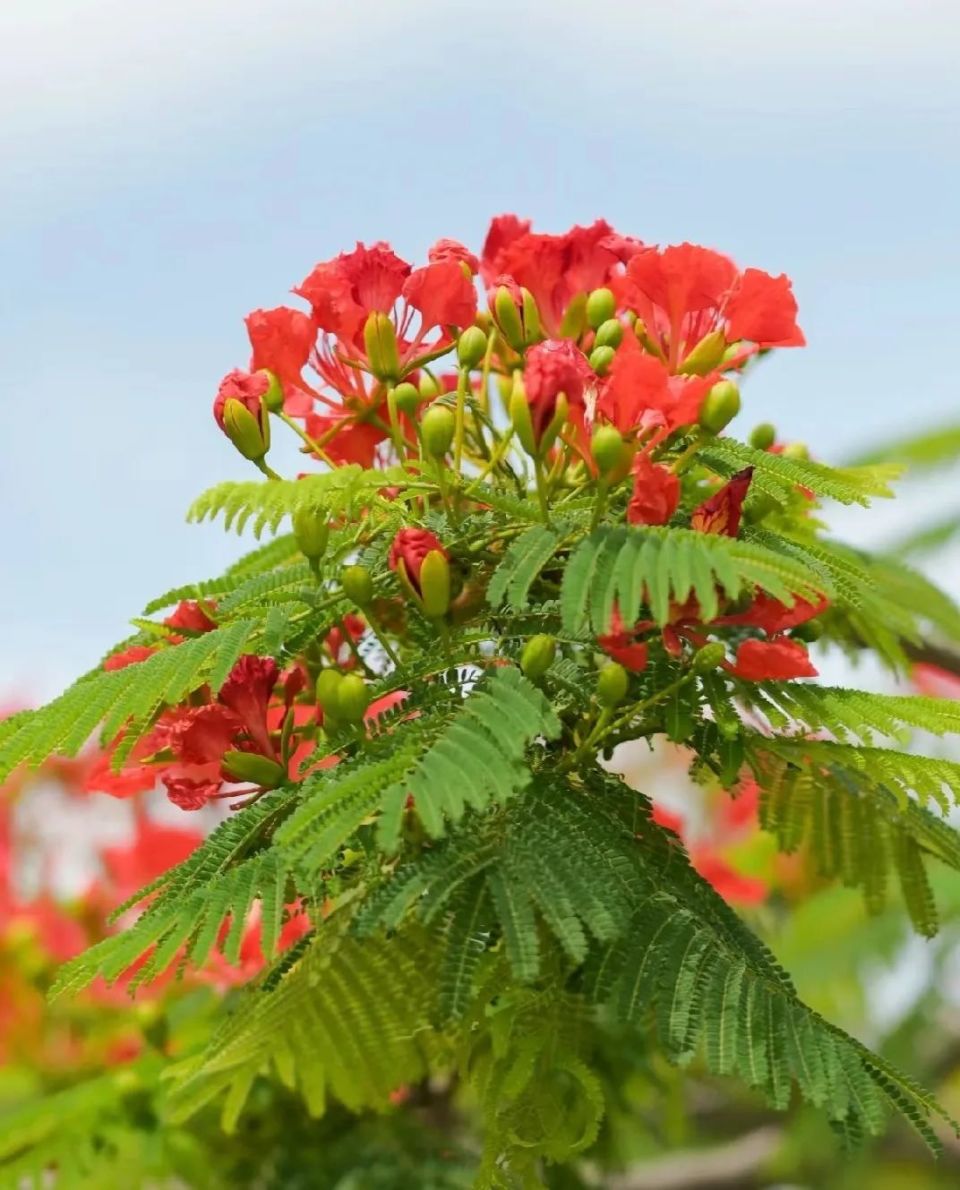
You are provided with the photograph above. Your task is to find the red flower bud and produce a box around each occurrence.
[389,528,451,618]
[691,468,754,538]
[214,369,271,461]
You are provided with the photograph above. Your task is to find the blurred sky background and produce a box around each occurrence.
[1,0,958,696]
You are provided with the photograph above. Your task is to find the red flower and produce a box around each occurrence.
[523,339,593,437]
[103,645,156,672]
[402,260,477,331]
[295,242,411,343]
[690,468,754,537]
[717,592,828,635]
[486,218,622,335]
[913,664,960,700]
[725,269,805,349]
[597,334,713,436]
[304,412,389,468]
[162,773,220,811]
[388,528,447,598]
[244,308,317,414]
[84,732,161,798]
[218,656,280,758]
[693,854,768,906]
[624,243,804,370]
[626,455,680,526]
[727,638,818,681]
[163,600,217,634]
[428,238,479,274]
[480,214,532,286]
[598,605,650,672]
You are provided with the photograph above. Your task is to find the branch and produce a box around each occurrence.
[904,640,960,681]
[605,1126,782,1190]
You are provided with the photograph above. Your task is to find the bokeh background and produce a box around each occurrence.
[2,0,958,697]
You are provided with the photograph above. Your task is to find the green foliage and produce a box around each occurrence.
[165,926,443,1126]
[562,525,830,634]
[699,438,899,506]
[187,466,408,537]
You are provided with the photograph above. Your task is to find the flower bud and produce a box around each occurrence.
[457,326,488,369]
[418,372,441,400]
[259,369,285,413]
[749,423,777,451]
[341,564,374,607]
[593,318,623,350]
[292,506,330,560]
[591,425,628,477]
[316,668,345,717]
[586,287,616,329]
[792,619,823,643]
[559,293,587,339]
[699,380,741,434]
[509,377,537,457]
[680,329,727,376]
[389,528,451,619]
[334,673,371,724]
[418,549,451,619]
[692,642,727,672]
[221,750,286,788]
[596,662,629,708]
[363,311,401,382]
[589,345,616,376]
[223,398,270,461]
[421,403,456,459]
[493,285,525,351]
[781,441,810,461]
[392,381,422,415]
[521,634,556,681]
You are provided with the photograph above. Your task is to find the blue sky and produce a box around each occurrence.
[1,0,958,695]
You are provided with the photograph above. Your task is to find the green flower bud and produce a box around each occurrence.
[418,372,441,400]
[589,345,616,376]
[593,318,623,350]
[559,293,587,339]
[259,369,285,413]
[591,424,627,476]
[457,326,488,369]
[421,403,456,459]
[221,397,270,462]
[781,441,810,461]
[392,381,422,415]
[509,377,537,457]
[419,549,451,619]
[699,380,741,434]
[586,287,616,329]
[692,642,727,673]
[221,750,286,789]
[521,634,557,681]
[680,329,727,376]
[341,564,374,607]
[292,506,330,560]
[334,674,371,724]
[749,422,777,451]
[363,311,401,382]
[521,288,543,344]
[493,285,525,351]
[596,662,629,708]
[793,620,823,643]
[316,668,345,717]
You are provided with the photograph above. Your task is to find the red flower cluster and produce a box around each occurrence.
[213,215,804,476]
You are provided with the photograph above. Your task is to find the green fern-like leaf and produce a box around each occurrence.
[487,524,563,610]
[699,439,898,506]
[562,526,831,635]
